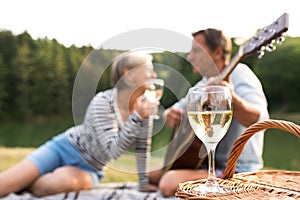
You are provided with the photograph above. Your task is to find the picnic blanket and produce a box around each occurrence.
[0,182,178,200]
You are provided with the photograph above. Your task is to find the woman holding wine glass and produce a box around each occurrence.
[0,51,160,197]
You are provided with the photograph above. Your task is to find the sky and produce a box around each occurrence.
[1,0,299,52]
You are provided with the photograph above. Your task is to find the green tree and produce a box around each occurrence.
[1,30,300,122]
[0,31,17,120]
[253,37,300,112]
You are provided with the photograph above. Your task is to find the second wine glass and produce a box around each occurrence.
[144,78,164,119]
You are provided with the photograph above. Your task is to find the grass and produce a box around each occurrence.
[0,112,299,183]
[264,129,300,170]
[102,153,164,183]
[0,147,34,171]
[263,112,300,171]
[0,147,164,183]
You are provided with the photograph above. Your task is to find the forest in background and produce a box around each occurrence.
[0,30,300,122]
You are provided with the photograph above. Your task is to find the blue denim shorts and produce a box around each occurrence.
[26,133,103,187]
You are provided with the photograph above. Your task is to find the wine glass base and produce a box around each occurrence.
[151,115,160,120]
[192,184,231,195]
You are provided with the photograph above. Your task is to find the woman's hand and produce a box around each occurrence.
[136,95,159,119]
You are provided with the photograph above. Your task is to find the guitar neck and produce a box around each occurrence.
[219,13,289,80]
[219,48,244,80]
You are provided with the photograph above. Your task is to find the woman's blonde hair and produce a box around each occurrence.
[111,52,153,89]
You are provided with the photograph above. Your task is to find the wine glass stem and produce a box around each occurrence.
[206,144,218,186]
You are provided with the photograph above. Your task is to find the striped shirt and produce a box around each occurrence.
[66,88,152,186]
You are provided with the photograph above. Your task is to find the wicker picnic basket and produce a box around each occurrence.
[176,119,300,199]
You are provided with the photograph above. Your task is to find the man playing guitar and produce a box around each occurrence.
[156,28,270,197]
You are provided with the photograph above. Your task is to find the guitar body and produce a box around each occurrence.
[163,12,289,172]
[163,112,207,171]
[164,135,205,170]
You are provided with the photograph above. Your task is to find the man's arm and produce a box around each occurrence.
[231,91,261,127]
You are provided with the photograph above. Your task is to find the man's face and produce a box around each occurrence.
[187,34,219,77]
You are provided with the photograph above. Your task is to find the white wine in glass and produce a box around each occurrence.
[144,78,164,119]
[187,85,233,194]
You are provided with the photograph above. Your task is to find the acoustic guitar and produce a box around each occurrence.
[163,12,289,171]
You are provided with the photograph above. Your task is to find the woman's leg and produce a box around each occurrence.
[0,159,40,197]
[159,169,208,197]
[29,166,93,197]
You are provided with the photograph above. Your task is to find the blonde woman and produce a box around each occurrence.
[0,52,159,197]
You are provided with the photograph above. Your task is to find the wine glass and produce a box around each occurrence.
[187,85,233,194]
[144,78,164,119]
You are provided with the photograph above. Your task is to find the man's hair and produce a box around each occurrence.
[192,28,232,62]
